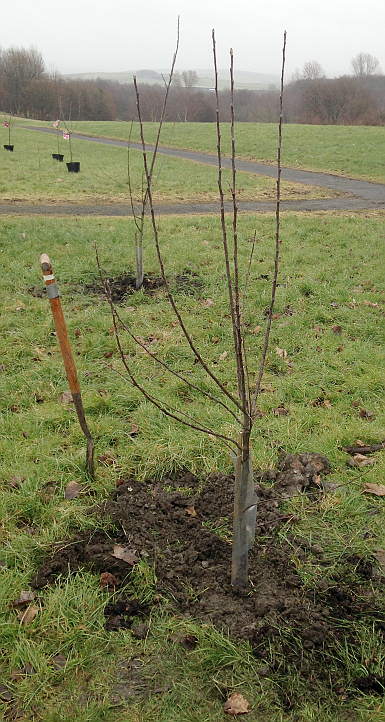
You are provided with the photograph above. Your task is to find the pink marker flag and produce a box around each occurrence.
[52,120,60,128]
[2,121,9,128]
[63,131,70,140]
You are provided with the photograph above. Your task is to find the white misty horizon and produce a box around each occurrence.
[2,0,384,79]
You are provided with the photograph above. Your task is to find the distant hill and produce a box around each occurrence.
[64,68,279,90]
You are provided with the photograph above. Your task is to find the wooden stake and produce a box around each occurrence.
[40,253,95,479]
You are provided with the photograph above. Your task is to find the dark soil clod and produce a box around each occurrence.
[354,675,385,695]
[104,600,149,632]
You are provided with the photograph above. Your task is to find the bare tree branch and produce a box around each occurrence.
[108,292,241,423]
[133,80,244,414]
[251,30,287,418]
[107,288,240,451]
[212,31,249,418]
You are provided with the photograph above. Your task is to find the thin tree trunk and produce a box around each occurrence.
[231,423,256,588]
[135,236,144,290]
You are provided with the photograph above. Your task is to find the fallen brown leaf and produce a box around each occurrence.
[252,325,262,334]
[32,346,51,360]
[218,351,228,362]
[180,634,198,649]
[51,654,67,669]
[332,325,343,334]
[130,423,139,437]
[64,481,81,499]
[112,545,138,565]
[185,506,197,517]
[201,298,214,308]
[348,454,376,468]
[11,590,35,608]
[9,475,26,489]
[363,300,379,308]
[260,384,275,393]
[363,483,385,497]
[273,405,289,416]
[18,605,38,626]
[224,692,250,715]
[275,347,287,359]
[312,397,332,408]
[374,550,385,572]
[0,685,13,702]
[11,663,35,680]
[359,408,375,421]
[100,572,118,588]
[97,453,117,466]
[59,391,73,405]
[131,622,149,639]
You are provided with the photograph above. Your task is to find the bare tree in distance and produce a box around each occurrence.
[182,70,199,88]
[352,52,381,77]
[101,29,287,589]
[0,47,45,114]
[302,60,325,80]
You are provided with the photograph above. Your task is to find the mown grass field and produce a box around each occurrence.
[1,126,330,204]
[1,212,385,721]
[29,119,385,183]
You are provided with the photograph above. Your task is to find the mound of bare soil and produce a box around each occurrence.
[83,268,203,303]
[33,453,384,683]
[84,273,165,303]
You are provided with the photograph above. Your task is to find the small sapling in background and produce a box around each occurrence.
[3,114,14,151]
[63,119,80,172]
[51,119,64,161]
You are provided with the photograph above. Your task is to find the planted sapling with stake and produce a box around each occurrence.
[3,114,14,151]
[51,119,64,161]
[63,116,80,172]
[102,28,287,589]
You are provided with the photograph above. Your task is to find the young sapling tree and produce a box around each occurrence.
[102,29,287,589]
[52,119,64,160]
[3,114,14,151]
[63,108,80,172]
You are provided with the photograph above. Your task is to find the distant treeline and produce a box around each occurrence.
[1,47,385,125]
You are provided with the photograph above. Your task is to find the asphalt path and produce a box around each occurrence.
[1,125,384,216]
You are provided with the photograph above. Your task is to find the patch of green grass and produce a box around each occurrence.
[56,120,385,182]
[0,212,385,720]
[1,126,330,204]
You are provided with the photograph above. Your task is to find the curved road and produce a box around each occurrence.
[1,125,384,216]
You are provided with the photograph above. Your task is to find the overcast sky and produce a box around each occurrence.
[2,0,384,78]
